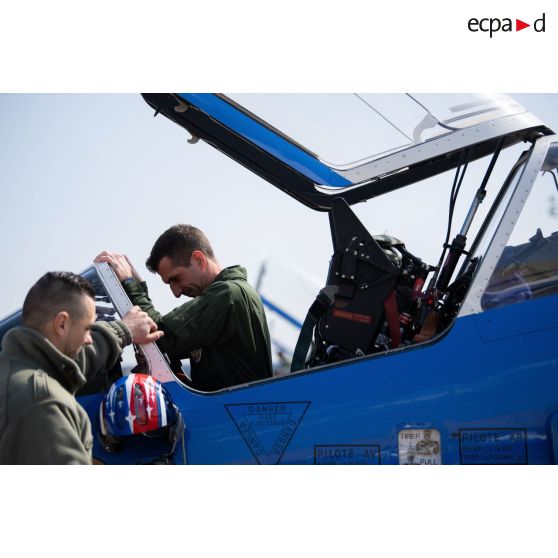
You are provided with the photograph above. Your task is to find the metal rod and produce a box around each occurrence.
[459,137,505,237]
[459,148,531,275]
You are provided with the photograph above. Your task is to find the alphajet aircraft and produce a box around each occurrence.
[2,93,558,464]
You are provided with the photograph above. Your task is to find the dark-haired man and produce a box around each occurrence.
[95,224,272,391]
[0,272,163,464]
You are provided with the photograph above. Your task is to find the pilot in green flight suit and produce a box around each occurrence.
[96,224,273,392]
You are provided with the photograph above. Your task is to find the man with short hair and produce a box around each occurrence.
[96,224,272,391]
[0,271,163,464]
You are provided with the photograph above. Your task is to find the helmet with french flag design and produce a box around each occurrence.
[99,373,184,458]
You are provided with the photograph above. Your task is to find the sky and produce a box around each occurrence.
[1,93,558,327]
[0,94,330,320]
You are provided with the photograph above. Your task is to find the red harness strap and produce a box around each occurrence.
[383,291,401,348]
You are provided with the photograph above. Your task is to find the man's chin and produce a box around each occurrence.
[66,348,82,360]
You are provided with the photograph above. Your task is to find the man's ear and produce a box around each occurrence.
[191,250,207,271]
[52,310,70,339]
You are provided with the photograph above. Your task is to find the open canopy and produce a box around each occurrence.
[142,93,551,211]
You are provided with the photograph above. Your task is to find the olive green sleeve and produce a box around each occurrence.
[124,279,234,360]
[78,321,132,380]
[158,296,232,358]
[122,278,165,323]
[0,402,91,464]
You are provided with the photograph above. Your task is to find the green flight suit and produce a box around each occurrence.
[123,265,272,391]
[0,321,131,464]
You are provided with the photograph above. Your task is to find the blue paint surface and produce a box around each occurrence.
[80,294,558,464]
[225,402,310,464]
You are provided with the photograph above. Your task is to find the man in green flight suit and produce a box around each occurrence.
[96,224,273,391]
[0,271,164,464]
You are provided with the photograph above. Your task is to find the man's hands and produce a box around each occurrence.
[95,252,161,343]
[95,252,142,282]
[122,307,164,344]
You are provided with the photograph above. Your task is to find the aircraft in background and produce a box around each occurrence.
[2,93,558,464]
[255,258,321,374]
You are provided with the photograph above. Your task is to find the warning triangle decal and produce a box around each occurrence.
[226,402,310,464]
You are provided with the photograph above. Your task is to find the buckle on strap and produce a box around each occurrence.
[309,286,338,317]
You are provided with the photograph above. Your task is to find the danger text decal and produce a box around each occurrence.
[226,402,310,464]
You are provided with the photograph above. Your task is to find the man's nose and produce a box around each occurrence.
[170,284,182,298]
[84,332,94,345]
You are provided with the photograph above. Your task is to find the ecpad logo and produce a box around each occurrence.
[468,13,546,37]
